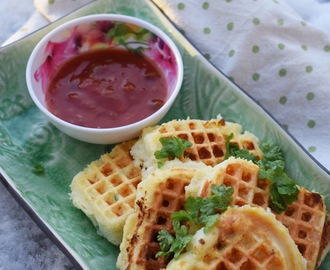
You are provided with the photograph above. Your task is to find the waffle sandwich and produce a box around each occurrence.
[276,188,328,270]
[166,206,307,270]
[131,118,263,177]
[70,139,141,245]
[318,214,330,267]
[188,157,328,270]
[186,157,270,209]
[117,160,212,270]
[70,118,263,246]
[69,117,329,269]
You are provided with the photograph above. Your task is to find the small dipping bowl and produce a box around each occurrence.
[26,14,183,144]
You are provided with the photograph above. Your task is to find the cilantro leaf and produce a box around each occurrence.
[32,164,45,175]
[157,230,174,256]
[156,184,233,260]
[182,196,203,220]
[224,136,299,214]
[259,141,284,165]
[224,133,257,162]
[201,213,220,233]
[257,141,299,213]
[257,141,285,172]
[156,225,192,260]
[210,184,235,208]
[224,133,235,160]
[176,184,233,231]
[268,169,299,213]
[198,185,233,231]
[154,137,193,168]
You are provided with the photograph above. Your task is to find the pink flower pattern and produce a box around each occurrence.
[34,21,178,93]
[146,36,178,91]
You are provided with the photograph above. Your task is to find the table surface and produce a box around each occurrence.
[0,1,75,269]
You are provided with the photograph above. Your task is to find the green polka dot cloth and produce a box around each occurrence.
[153,0,330,170]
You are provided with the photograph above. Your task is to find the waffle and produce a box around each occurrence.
[166,206,306,270]
[131,118,263,177]
[70,139,141,246]
[186,157,270,209]
[275,188,327,270]
[317,214,330,267]
[187,157,328,270]
[117,161,212,270]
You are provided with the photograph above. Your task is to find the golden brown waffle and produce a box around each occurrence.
[186,157,270,209]
[131,118,263,177]
[275,188,327,270]
[70,139,141,246]
[317,214,330,267]
[166,206,306,270]
[117,161,211,270]
[188,158,329,269]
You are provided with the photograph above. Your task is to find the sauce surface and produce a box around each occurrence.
[46,48,168,128]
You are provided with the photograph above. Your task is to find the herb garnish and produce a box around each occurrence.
[32,164,45,175]
[154,137,193,168]
[224,133,258,162]
[225,133,299,213]
[257,141,299,213]
[156,219,193,260]
[156,184,233,259]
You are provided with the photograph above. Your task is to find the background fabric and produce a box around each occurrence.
[152,0,330,170]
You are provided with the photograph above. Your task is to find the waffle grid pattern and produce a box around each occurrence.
[164,206,307,270]
[132,172,193,270]
[198,160,327,270]
[222,162,270,208]
[71,140,141,245]
[205,234,285,269]
[198,160,270,210]
[156,120,262,167]
[275,188,326,270]
[158,120,228,166]
[88,141,141,219]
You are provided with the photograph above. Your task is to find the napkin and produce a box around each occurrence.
[152,0,330,170]
[5,0,330,170]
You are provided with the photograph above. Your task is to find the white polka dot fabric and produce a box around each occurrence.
[153,0,330,170]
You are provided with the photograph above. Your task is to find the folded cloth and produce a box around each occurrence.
[34,0,92,22]
[152,0,330,170]
[1,0,93,46]
[2,11,48,46]
[286,0,330,34]
[6,0,330,170]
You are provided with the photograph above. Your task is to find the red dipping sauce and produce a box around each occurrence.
[45,48,168,128]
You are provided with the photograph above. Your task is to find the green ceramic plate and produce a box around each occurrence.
[0,0,329,269]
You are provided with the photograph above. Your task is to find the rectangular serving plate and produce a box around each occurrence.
[0,0,329,269]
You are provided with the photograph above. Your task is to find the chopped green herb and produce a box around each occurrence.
[224,133,257,162]
[224,133,235,160]
[157,161,166,168]
[257,141,299,213]
[32,164,45,175]
[225,135,299,213]
[155,137,193,168]
[268,171,299,213]
[156,184,233,259]
[156,221,193,260]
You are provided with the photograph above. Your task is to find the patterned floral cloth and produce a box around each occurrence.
[5,0,330,170]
